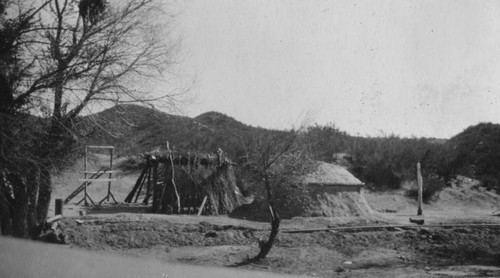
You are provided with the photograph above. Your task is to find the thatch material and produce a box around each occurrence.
[303,162,364,186]
[126,149,244,215]
[203,163,243,215]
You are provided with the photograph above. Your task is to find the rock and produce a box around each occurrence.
[420,228,431,235]
[242,230,254,238]
[225,231,236,240]
[335,267,345,273]
[205,231,218,238]
[409,218,425,225]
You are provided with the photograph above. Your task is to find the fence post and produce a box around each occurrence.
[416,162,423,216]
[55,198,63,216]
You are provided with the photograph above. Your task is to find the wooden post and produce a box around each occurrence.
[124,159,148,203]
[55,199,63,216]
[143,162,153,204]
[84,146,88,206]
[197,196,208,216]
[166,142,181,213]
[416,162,423,216]
[151,157,159,212]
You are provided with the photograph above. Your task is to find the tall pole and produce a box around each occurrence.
[84,147,88,206]
[417,162,423,216]
[107,147,113,198]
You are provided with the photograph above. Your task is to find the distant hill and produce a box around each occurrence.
[82,104,259,158]
[444,122,500,190]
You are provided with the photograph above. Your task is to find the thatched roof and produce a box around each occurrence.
[303,162,363,186]
[143,149,231,167]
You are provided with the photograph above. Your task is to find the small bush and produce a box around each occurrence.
[480,175,500,192]
[405,175,446,203]
[117,155,145,171]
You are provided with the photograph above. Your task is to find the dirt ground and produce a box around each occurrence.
[59,212,500,277]
[51,157,500,277]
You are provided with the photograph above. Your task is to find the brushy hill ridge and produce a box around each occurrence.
[82,104,500,193]
[83,104,259,158]
[445,123,500,190]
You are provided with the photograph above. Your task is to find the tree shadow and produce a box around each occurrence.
[228,255,269,268]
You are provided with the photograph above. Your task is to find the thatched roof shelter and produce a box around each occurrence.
[125,149,244,215]
[303,162,364,189]
[303,162,371,217]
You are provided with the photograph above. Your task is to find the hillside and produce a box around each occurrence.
[81,105,500,193]
[444,122,500,191]
[82,105,258,158]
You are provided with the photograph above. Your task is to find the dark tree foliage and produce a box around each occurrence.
[445,123,500,191]
[79,0,106,23]
[0,0,179,238]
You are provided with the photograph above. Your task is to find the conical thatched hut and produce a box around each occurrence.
[231,161,372,221]
[125,149,244,215]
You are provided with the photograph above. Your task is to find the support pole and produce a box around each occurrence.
[98,147,117,204]
[417,162,423,216]
[84,146,88,206]
[151,157,160,212]
[55,199,63,216]
[124,159,148,203]
[197,196,208,216]
[166,142,181,213]
[143,163,153,205]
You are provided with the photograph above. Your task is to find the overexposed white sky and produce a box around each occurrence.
[163,0,500,138]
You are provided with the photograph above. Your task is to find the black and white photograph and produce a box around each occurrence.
[1,0,500,277]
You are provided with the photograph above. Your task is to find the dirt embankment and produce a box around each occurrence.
[61,214,500,277]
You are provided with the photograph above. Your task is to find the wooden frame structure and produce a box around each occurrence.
[125,149,243,215]
[65,146,117,206]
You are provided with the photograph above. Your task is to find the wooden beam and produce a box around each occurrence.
[282,223,500,234]
[46,215,63,223]
[81,171,114,174]
[78,179,116,182]
[197,196,208,216]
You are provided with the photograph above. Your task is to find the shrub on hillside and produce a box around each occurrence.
[302,124,450,190]
[446,122,500,192]
[405,175,446,203]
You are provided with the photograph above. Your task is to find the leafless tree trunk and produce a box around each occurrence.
[9,173,28,237]
[239,127,303,261]
[35,168,51,225]
[255,175,280,259]
[0,172,13,235]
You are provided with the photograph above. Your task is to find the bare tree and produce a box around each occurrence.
[0,0,184,237]
[240,128,303,260]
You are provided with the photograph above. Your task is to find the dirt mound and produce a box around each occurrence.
[231,190,374,221]
[366,176,500,217]
[308,191,374,217]
[435,176,500,211]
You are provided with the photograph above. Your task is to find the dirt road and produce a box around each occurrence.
[0,237,305,278]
